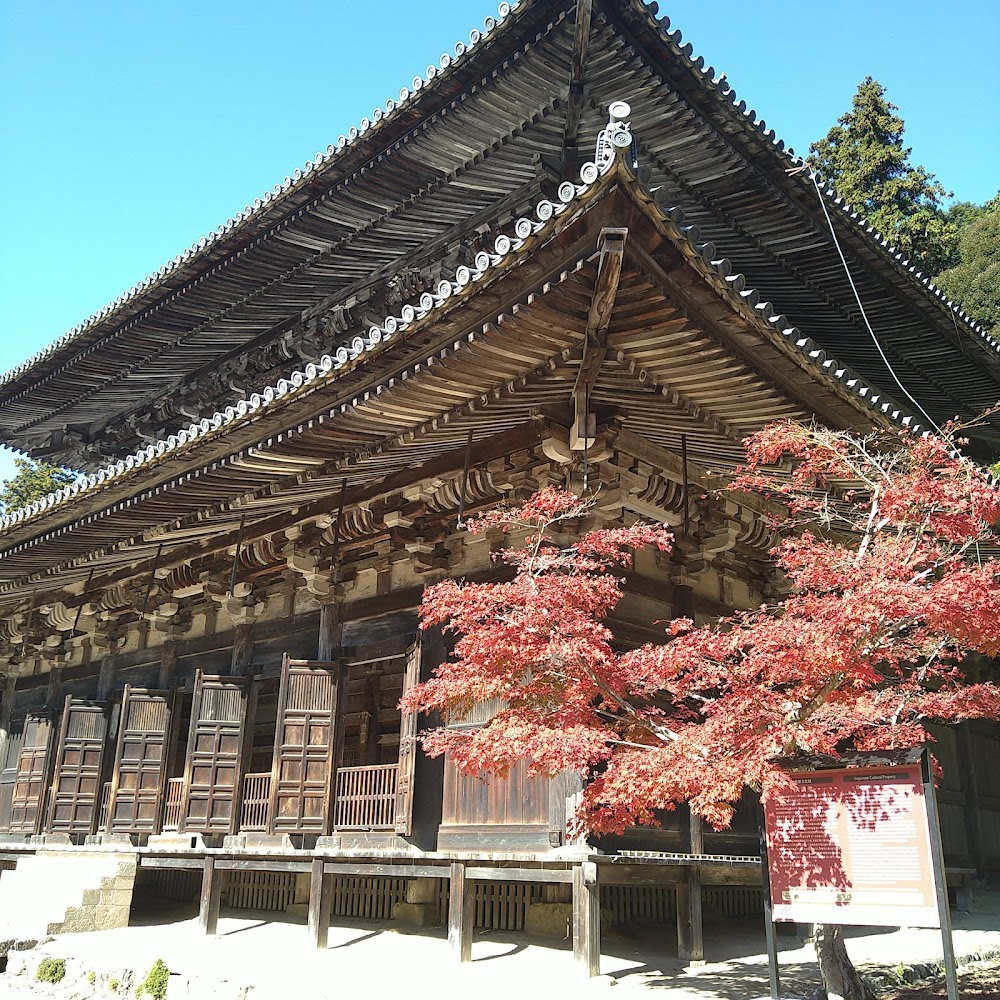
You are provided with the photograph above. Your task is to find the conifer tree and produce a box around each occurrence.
[0,457,76,513]
[809,78,953,274]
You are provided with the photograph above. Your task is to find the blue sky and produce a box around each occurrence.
[1,0,998,484]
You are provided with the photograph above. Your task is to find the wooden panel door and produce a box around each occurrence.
[8,713,53,835]
[394,641,421,836]
[47,696,109,835]
[269,654,340,835]
[0,718,26,832]
[181,673,250,835]
[108,687,172,834]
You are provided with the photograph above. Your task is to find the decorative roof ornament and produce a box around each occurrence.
[595,100,637,171]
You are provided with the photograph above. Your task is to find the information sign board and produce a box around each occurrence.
[763,761,939,927]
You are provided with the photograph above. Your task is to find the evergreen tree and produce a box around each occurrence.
[933,194,1000,330]
[809,78,953,274]
[0,457,76,513]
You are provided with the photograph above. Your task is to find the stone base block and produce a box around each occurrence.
[392,901,440,929]
[524,901,572,939]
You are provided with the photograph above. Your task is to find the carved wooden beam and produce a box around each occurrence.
[572,227,626,450]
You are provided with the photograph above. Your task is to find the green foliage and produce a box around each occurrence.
[0,457,76,514]
[809,77,954,274]
[109,977,120,993]
[35,957,66,983]
[137,958,170,1000]
[87,970,96,986]
[933,194,1000,329]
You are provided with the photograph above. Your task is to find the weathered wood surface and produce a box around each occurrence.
[198,857,223,935]
[573,861,601,977]
[448,862,475,963]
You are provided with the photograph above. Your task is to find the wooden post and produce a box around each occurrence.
[572,861,600,977]
[677,809,704,964]
[0,676,15,776]
[96,652,117,700]
[199,857,223,935]
[448,862,474,963]
[158,640,178,690]
[955,722,985,874]
[231,622,255,677]
[308,857,333,949]
[45,666,64,710]
[317,601,342,662]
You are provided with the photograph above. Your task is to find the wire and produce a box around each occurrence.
[809,170,943,436]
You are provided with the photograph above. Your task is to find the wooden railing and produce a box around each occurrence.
[162,778,185,831]
[334,763,398,829]
[97,781,112,832]
[240,772,271,831]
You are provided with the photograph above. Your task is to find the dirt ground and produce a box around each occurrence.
[2,889,998,999]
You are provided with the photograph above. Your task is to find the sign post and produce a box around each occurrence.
[760,749,959,1000]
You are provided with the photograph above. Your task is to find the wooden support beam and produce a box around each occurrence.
[198,857,223,936]
[465,867,573,884]
[560,0,593,180]
[318,601,342,662]
[571,228,626,450]
[955,723,985,874]
[448,862,475,963]
[324,862,448,879]
[308,857,333,949]
[572,861,601,977]
[158,640,178,689]
[677,810,705,964]
[230,622,255,677]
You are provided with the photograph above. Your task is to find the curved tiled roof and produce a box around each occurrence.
[619,0,995,349]
[2,0,995,408]
[0,0,529,391]
[0,149,928,540]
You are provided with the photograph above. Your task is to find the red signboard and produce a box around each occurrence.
[764,761,939,927]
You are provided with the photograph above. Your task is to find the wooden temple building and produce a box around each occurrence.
[1,0,998,974]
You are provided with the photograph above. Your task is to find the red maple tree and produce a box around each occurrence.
[404,420,1000,998]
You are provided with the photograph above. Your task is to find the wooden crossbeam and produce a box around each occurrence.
[571,227,626,450]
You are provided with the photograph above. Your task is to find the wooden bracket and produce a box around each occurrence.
[571,227,627,450]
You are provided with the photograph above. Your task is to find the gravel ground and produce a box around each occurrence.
[2,889,998,999]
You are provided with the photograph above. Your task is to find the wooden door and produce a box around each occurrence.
[0,718,26,832]
[181,673,250,835]
[47,696,108,835]
[268,655,341,835]
[108,687,172,834]
[394,641,421,836]
[8,713,53,835]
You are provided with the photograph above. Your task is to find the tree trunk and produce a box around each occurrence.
[814,924,873,1000]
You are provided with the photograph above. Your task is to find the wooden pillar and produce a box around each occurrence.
[572,861,600,977]
[308,857,333,949]
[158,640,178,690]
[199,857,223,935]
[0,675,15,770]
[677,809,704,963]
[96,653,118,700]
[45,666,65,710]
[448,862,474,963]
[318,601,342,661]
[955,722,986,873]
[231,622,255,677]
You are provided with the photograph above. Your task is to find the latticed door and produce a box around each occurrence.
[9,713,53,835]
[269,655,340,835]
[394,640,421,836]
[181,673,250,834]
[108,687,173,834]
[47,697,108,835]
